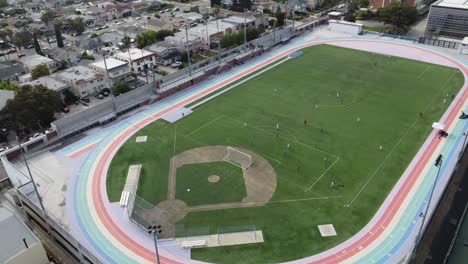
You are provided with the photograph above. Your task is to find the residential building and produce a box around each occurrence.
[22,76,70,101]
[0,61,24,81]
[0,205,49,264]
[18,54,56,72]
[426,0,468,38]
[164,32,205,53]
[117,25,145,39]
[89,58,131,86]
[145,43,181,66]
[113,48,156,75]
[53,66,107,97]
[223,16,256,30]
[145,19,174,32]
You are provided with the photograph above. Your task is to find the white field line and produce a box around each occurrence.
[181,196,343,212]
[304,157,341,192]
[347,68,457,207]
[188,115,224,136]
[189,57,292,111]
[417,65,431,80]
[222,115,341,159]
[347,119,418,206]
[168,126,178,202]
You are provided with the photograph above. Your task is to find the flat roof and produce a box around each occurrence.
[23,76,69,92]
[0,205,39,263]
[114,48,154,61]
[19,54,54,68]
[90,58,128,70]
[434,0,468,9]
[55,65,100,82]
[222,16,255,25]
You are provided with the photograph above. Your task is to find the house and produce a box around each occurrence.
[172,20,236,49]
[146,19,174,32]
[0,61,25,82]
[89,58,131,86]
[68,14,96,28]
[113,48,156,75]
[222,16,256,30]
[22,76,70,101]
[145,43,181,66]
[0,205,49,264]
[117,26,145,39]
[164,32,205,54]
[100,32,125,48]
[102,3,133,18]
[53,66,107,97]
[18,54,56,72]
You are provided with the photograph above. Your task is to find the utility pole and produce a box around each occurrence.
[243,9,247,51]
[184,25,192,76]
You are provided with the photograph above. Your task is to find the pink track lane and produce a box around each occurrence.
[69,143,98,159]
[88,40,467,263]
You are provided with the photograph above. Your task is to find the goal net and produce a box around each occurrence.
[223,147,252,169]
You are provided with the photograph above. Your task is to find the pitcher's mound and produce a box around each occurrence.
[208,175,221,183]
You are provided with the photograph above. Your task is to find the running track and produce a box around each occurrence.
[67,33,468,264]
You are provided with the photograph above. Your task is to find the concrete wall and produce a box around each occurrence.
[6,242,49,264]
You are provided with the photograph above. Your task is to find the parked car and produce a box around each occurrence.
[135,17,142,20]
[26,44,34,49]
[62,105,70,113]
[95,93,104,99]
[48,38,57,43]
[0,146,9,153]
[72,32,82,37]
[80,96,90,103]
[6,48,16,54]
[170,61,182,68]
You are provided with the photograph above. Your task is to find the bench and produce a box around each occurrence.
[181,240,207,249]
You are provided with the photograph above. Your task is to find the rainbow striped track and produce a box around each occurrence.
[66,33,468,264]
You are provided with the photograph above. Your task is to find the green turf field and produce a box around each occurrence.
[175,162,246,206]
[107,44,463,263]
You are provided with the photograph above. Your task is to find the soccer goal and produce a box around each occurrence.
[223,147,252,169]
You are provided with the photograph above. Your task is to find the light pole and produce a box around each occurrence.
[412,154,443,262]
[98,37,116,112]
[460,131,468,160]
[184,25,192,76]
[16,136,46,213]
[147,225,162,264]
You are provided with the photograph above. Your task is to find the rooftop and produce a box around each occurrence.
[23,76,69,92]
[54,65,102,82]
[0,205,39,263]
[114,48,155,61]
[434,0,468,9]
[0,61,24,81]
[222,16,255,25]
[19,54,54,69]
[90,58,129,70]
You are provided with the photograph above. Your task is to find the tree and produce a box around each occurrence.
[112,83,131,96]
[33,32,43,55]
[0,29,14,41]
[0,0,8,8]
[12,30,32,51]
[136,29,157,48]
[155,30,173,41]
[0,81,20,92]
[377,3,418,34]
[275,7,285,27]
[40,9,56,27]
[121,35,131,50]
[68,17,85,34]
[54,21,64,48]
[0,84,61,136]
[31,64,50,80]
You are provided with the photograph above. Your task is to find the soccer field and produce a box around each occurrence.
[107,44,463,263]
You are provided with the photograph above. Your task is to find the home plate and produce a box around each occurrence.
[161,107,193,123]
[136,136,148,143]
[318,224,337,237]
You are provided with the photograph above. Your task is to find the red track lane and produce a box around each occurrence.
[86,40,467,264]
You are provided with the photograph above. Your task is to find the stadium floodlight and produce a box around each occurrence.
[411,154,443,262]
[147,225,163,264]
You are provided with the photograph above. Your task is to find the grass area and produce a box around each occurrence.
[175,162,246,206]
[363,26,387,33]
[107,45,463,263]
